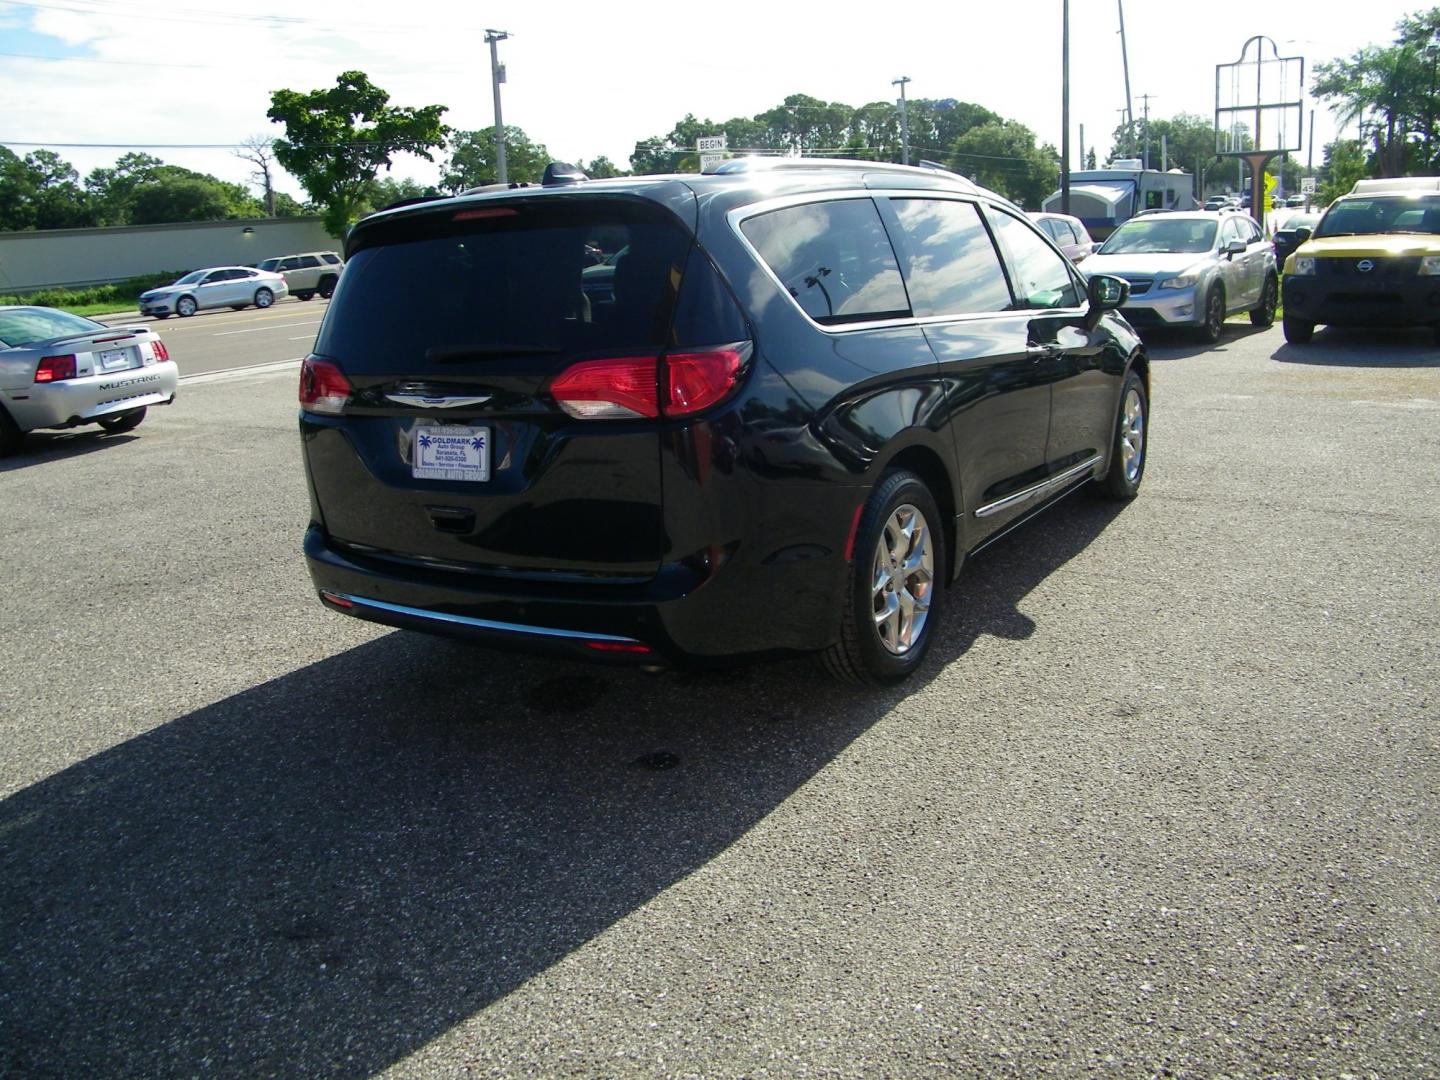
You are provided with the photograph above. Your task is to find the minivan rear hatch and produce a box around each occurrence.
[301,192,710,581]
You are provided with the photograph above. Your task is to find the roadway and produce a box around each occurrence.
[2,319,1438,1077]
[99,295,328,377]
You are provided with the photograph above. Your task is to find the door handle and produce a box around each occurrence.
[1026,343,1062,361]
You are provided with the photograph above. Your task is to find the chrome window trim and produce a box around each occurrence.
[328,592,644,644]
[974,455,1101,519]
[727,188,1090,335]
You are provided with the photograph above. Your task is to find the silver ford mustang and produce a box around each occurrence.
[0,306,178,455]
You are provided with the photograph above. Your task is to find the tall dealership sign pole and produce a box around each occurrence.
[1216,36,1304,231]
[1061,0,1070,215]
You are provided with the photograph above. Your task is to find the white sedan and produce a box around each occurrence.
[138,265,289,319]
[0,306,178,455]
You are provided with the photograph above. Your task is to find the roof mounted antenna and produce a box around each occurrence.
[542,161,589,186]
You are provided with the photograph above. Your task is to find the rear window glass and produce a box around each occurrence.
[0,308,103,346]
[317,200,694,373]
[741,198,910,325]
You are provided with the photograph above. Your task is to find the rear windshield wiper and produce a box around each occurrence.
[425,343,564,363]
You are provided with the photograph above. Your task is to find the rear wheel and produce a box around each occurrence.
[97,407,146,434]
[1097,370,1147,500]
[1283,316,1314,344]
[254,288,274,309]
[296,291,315,301]
[1199,286,1225,343]
[1249,275,1278,326]
[230,305,246,311]
[176,296,197,318]
[318,275,337,299]
[0,405,23,456]
[819,469,945,686]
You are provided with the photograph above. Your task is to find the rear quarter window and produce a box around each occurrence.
[740,198,910,325]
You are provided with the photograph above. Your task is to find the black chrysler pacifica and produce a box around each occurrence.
[300,158,1148,684]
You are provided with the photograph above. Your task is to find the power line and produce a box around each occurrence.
[0,50,205,68]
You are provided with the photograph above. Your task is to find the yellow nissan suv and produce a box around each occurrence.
[1281,177,1440,344]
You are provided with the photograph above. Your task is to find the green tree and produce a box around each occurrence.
[1313,42,1428,177]
[0,150,92,229]
[267,70,448,236]
[84,152,164,225]
[1317,139,1368,203]
[130,176,254,224]
[582,155,625,178]
[441,127,550,191]
[358,175,439,216]
[948,121,1058,207]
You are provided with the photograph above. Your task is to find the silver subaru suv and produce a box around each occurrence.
[256,251,344,301]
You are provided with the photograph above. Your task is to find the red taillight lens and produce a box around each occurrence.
[550,356,659,419]
[584,640,653,654]
[663,350,743,417]
[151,339,170,363]
[35,354,77,383]
[299,357,353,415]
[550,346,748,421]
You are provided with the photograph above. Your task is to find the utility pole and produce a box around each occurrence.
[1117,0,1135,155]
[1139,92,1155,169]
[1079,123,1086,173]
[1061,0,1071,214]
[485,29,510,185]
[893,76,912,166]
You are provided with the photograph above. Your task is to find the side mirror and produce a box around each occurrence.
[1293,227,1312,243]
[1084,273,1129,330]
[1224,239,1247,256]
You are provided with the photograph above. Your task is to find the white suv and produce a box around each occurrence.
[256,251,344,301]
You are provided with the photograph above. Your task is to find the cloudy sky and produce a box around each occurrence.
[0,0,1428,201]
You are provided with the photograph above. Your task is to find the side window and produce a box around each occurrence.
[741,198,910,325]
[201,271,226,284]
[299,255,322,268]
[987,211,1081,309]
[1145,189,1163,209]
[280,257,301,271]
[887,198,1013,317]
[322,253,342,265]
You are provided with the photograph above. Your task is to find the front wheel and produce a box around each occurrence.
[97,407,146,434]
[254,288,274,309]
[0,405,23,456]
[819,469,945,686]
[1283,316,1314,344]
[1097,371,1147,500]
[318,275,337,299]
[1249,275,1278,327]
[1198,286,1225,343]
[176,296,197,318]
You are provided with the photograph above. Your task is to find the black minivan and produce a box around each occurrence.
[300,159,1148,684]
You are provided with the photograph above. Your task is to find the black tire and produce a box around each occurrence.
[318,275,337,299]
[1283,316,1314,344]
[1198,286,1225,343]
[296,291,315,301]
[254,288,274,309]
[0,405,23,456]
[151,313,171,321]
[1097,370,1147,500]
[1249,275,1278,327]
[230,305,246,311]
[176,296,197,318]
[819,469,946,686]
[97,407,146,434]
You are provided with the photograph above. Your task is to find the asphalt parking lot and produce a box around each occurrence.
[1,320,1437,1077]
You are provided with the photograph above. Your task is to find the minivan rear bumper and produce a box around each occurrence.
[303,519,852,666]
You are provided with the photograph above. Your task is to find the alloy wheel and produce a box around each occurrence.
[871,503,935,655]
[1120,386,1146,483]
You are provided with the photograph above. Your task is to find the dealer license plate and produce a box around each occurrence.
[412,425,490,482]
[100,349,132,371]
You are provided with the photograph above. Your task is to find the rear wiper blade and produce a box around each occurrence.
[426,344,563,362]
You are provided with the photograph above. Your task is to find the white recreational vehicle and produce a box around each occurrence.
[1043,160,1198,239]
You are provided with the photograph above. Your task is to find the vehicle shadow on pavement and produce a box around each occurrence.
[1271,328,1439,366]
[1139,323,1271,361]
[0,429,140,471]
[0,498,1126,1078]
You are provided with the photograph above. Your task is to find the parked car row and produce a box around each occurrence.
[138,250,345,319]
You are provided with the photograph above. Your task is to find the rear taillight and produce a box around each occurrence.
[299,357,353,415]
[35,355,77,383]
[151,339,170,363]
[550,356,659,419]
[549,345,748,421]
